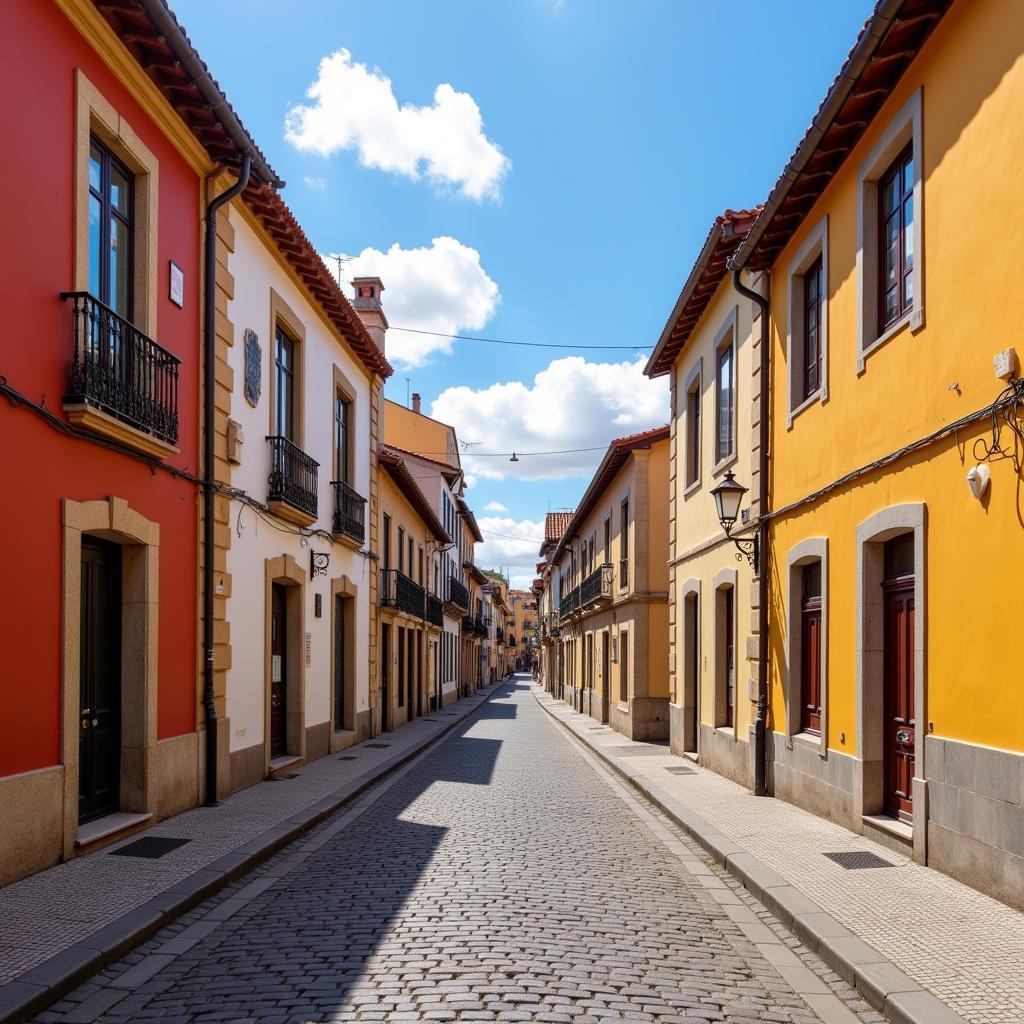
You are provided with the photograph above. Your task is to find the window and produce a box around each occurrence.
[879,146,914,333]
[620,499,630,589]
[803,256,823,401]
[88,136,134,320]
[382,515,391,569]
[619,631,629,703]
[334,392,350,483]
[603,518,611,563]
[274,326,295,440]
[397,527,405,573]
[685,373,701,488]
[715,331,735,464]
[800,562,822,734]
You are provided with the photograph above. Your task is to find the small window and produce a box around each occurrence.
[274,326,296,440]
[88,135,134,321]
[334,392,351,483]
[382,515,391,570]
[715,332,735,464]
[885,533,914,580]
[800,562,822,734]
[620,499,630,589]
[685,377,701,487]
[803,256,823,401]
[878,145,914,333]
[397,526,405,574]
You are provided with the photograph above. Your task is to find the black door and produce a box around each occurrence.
[271,584,287,757]
[80,538,121,823]
[381,624,390,732]
[333,595,346,731]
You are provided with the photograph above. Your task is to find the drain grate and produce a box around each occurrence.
[337,755,357,761]
[824,850,895,870]
[664,765,696,775]
[110,836,191,859]
[365,742,390,749]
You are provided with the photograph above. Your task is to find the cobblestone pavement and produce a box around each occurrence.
[34,678,883,1023]
[534,689,1024,1024]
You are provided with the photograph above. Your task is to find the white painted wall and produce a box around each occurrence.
[224,208,373,755]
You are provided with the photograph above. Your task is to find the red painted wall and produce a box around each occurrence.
[0,0,200,776]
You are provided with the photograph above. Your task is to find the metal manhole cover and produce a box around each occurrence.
[824,850,895,869]
[110,836,192,859]
[365,743,390,749]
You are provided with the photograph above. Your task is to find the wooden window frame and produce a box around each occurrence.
[88,135,136,321]
[802,255,824,403]
[877,144,915,336]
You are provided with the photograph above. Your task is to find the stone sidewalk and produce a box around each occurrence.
[0,684,502,1023]
[533,686,1024,1024]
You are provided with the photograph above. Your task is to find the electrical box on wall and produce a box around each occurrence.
[226,419,243,464]
[993,347,1018,381]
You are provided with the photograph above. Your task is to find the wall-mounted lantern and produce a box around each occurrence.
[710,471,759,572]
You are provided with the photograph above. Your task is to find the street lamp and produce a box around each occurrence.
[710,471,758,571]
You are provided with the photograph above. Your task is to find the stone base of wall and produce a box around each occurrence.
[668,703,694,757]
[305,721,330,764]
[766,730,858,832]
[230,740,265,794]
[155,732,200,820]
[355,709,372,743]
[610,697,669,742]
[925,735,1024,909]
[0,765,64,887]
[699,723,750,788]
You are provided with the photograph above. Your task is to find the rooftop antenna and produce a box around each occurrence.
[326,253,352,286]
[405,377,411,407]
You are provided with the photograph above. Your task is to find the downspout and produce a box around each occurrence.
[731,267,770,798]
[203,156,251,806]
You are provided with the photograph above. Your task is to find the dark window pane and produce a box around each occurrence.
[885,534,914,579]
[88,195,102,297]
[803,561,822,599]
[110,216,131,319]
[110,166,131,216]
[903,201,914,272]
[89,145,102,192]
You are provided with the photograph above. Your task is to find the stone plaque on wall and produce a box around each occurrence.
[244,329,261,408]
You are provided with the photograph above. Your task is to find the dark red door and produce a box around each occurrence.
[270,584,287,757]
[80,538,121,823]
[884,578,915,821]
[801,562,822,734]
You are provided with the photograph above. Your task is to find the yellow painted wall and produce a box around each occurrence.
[767,0,1024,753]
[383,399,458,464]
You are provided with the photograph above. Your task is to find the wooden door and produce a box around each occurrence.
[79,538,121,823]
[601,634,610,723]
[884,579,915,821]
[381,624,390,732]
[270,584,287,757]
[724,588,735,729]
[333,595,345,731]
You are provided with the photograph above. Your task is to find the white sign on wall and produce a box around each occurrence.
[169,261,184,307]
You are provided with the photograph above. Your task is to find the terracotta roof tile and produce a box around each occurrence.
[544,512,574,542]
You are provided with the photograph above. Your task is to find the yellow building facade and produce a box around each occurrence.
[728,0,1024,906]
[551,429,671,740]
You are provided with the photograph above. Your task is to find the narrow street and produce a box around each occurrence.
[36,678,880,1024]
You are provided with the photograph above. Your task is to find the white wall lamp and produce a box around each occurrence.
[967,464,990,501]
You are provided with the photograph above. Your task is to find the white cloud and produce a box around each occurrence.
[483,501,509,513]
[285,49,509,201]
[330,237,499,367]
[303,176,327,190]
[431,355,668,481]
[475,516,544,590]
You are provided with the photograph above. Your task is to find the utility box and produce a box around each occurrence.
[993,347,1018,381]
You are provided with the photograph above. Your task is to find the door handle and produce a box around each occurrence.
[896,728,911,744]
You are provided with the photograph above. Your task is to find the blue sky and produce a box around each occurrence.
[173,0,871,584]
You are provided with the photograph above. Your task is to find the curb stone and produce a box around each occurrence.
[0,681,508,1024]
[532,685,969,1024]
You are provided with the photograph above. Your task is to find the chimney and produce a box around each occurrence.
[411,393,421,414]
[351,276,388,354]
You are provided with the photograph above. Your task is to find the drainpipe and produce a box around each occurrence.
[203,156,251,806]
[731,267,770,798]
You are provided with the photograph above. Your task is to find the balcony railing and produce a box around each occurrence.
[61,291,180,443]
[446,575,470,612]
[425,593,443,627]
[379,569,425,618]
[580,563,614,606]
[331,480,366,543]
[474,615,488,637]
[267,436,319,518]
[559,586,580,622]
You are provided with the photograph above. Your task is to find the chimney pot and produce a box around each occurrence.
[351,276,388,355]
[412,393,422,414]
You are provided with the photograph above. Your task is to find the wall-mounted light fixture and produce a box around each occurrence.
[967,464,990,500]
[710,471,759,572]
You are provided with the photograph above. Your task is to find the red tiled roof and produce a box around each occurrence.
[379,447,450,544]
[732,0,952,272]
[544,512,574,542]
[645,208,761,379]
[551,425,671,564]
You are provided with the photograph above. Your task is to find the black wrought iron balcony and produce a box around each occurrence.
[462,613,475,634]
[425,593,443,627]
[580,563,614,606]
[61,291,180,444]
[379,568,425,618]
[267,436,319,519]
[474,615,488,637]
[331,480,366,543]
[559,586,580,622]
[446,575,470,612]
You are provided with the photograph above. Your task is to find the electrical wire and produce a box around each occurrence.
[387,325,653,352]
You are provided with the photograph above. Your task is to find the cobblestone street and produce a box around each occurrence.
[35,679,881,1024]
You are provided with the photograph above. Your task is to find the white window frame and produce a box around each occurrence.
[786,215,829,427]
[856,87,924,373]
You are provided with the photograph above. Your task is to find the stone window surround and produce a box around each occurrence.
[329,574,358,747]
[73,69,159,338]
[711,306,739,478]
[785,215,830,427]
[62,496,160,859]
[264,554,307,770]
[854,502,927,860]
[679,578,701,753]
[681,357,703,498]
[855,87,924,374]
[712,566,738,733]
[784,537,829,757]
[268,288,307,448]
